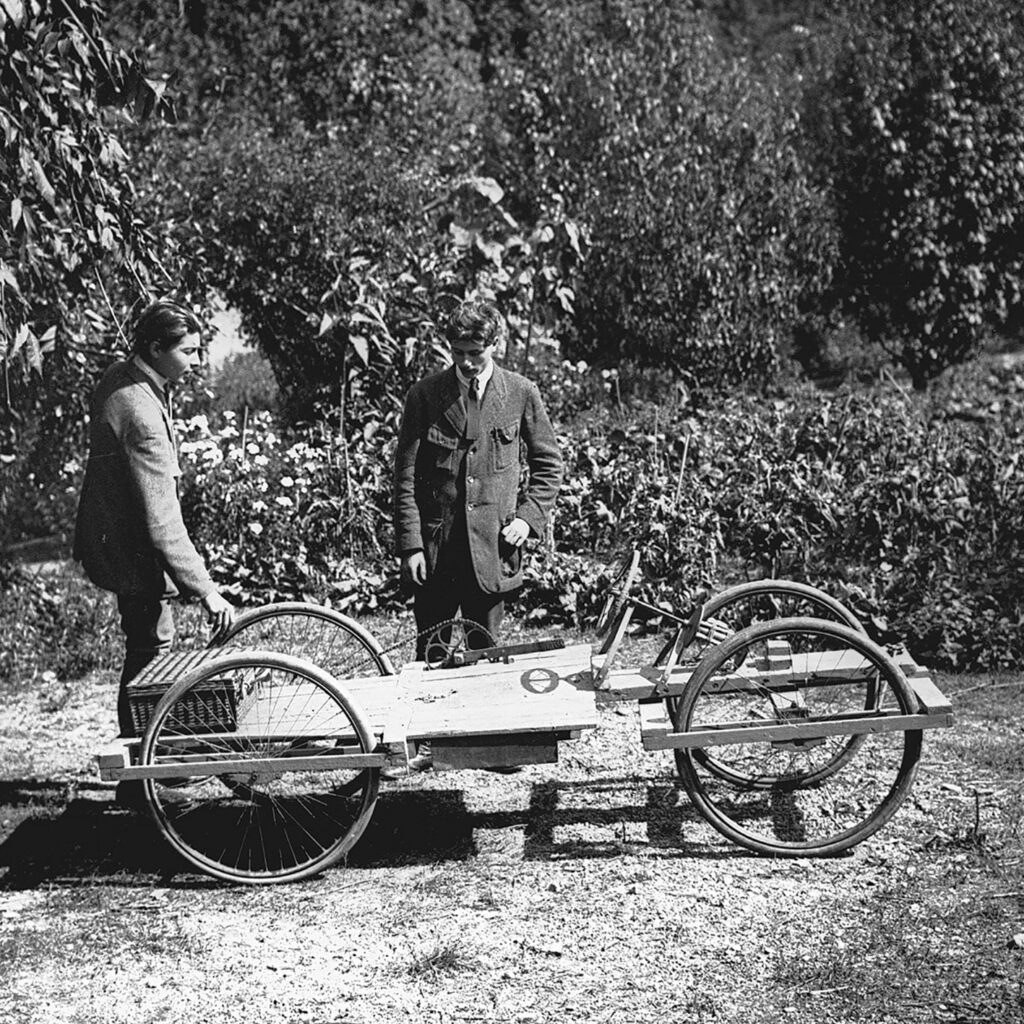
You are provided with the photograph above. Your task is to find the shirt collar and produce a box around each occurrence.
[132,353,170,393]
[455,362,494,395]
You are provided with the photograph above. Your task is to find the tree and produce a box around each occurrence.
[824,0,1024,389]
[0,0,179,542]
[482,0,837,386]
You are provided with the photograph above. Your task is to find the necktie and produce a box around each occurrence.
[465,377,481,441]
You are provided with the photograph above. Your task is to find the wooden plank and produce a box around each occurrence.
[639,699,953,752]
[95,741,131,771]
[605,646,927,701]
[403,643,598,740]
[594,604,635,686]
[766,638,793,672]
[116,751,386,780]
[432,733,559,770]
[908,673,953,719]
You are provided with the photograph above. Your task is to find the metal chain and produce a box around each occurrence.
[352,617,496,674]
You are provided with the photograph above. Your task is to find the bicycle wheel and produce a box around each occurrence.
[673,580,868,782]
[673,617,921,856]
[139,651,380,883]
[692,580,864,661]
[211,602,395,679]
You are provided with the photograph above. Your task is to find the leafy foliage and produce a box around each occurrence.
[168,353,1024,672]
[0,0,175,387]
[483,0,836,385]
[0,0,184,546]
[821,0,1024,388]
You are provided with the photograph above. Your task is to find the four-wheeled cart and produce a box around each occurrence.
[96,560,954,884]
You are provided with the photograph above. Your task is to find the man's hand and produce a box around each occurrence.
[401,550,428,587]
[500,517,530,547]
[202,591,236,635]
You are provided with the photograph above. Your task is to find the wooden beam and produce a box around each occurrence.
[639,699,953,752]
[113,751,386,780]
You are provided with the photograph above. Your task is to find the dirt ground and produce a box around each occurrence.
[0,662,1022,1024]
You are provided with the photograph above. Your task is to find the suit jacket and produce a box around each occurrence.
[393,364,563,594]
[73,359,215,598]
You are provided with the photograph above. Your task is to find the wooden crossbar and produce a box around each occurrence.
[97,741,385,780]
[639,698,952,752]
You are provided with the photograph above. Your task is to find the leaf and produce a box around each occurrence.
[449,222,474,247]
[317,311,335,337]
[349,335,369,366]
[10,322,29,359]
[475,236,503,263]
[31,159,56,207]
[10,197,22,230]
[0,262,20,293]
[466,176,504,204]
[0,0,26,29]
[565,220,584,257]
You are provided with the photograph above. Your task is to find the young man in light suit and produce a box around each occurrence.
[74,299,236,740]
[391,299,564,772]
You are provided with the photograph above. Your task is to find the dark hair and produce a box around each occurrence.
[131,299,202,355]
[445,298,507,349]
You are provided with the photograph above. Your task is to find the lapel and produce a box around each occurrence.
[440,366,467,435]
[482,365,508,428]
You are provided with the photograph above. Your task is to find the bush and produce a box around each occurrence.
[699,366,1024,669]
[177,412,399,608]
[0,562,120,686]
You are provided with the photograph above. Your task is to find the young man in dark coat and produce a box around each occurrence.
[74,299,236,739]
[392,299,563,773]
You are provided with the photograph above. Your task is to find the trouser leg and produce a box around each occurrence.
[458,587,505,648]
[116,590,175,737]
[412,579,462,660]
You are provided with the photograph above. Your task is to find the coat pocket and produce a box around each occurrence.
[426,422,460,470]
[492,422,520,472]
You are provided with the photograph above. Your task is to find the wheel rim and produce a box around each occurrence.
[141,653,379,883]
[212,603,394,679]
[689,580,864,663]
[674,618,921,856]
[676,581,867,783]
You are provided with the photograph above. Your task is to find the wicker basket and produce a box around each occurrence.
[126,649,239,737]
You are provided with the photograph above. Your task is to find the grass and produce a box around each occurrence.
[406,936,478,977]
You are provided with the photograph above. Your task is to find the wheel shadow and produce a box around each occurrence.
[0,773,741,888]
[0,779,180,889]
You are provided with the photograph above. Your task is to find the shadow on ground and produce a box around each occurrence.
[0,774,726,889]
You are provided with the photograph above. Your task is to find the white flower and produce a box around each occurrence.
[280,476,294,488]
[248,522,264,536]
[275,495,293,508]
